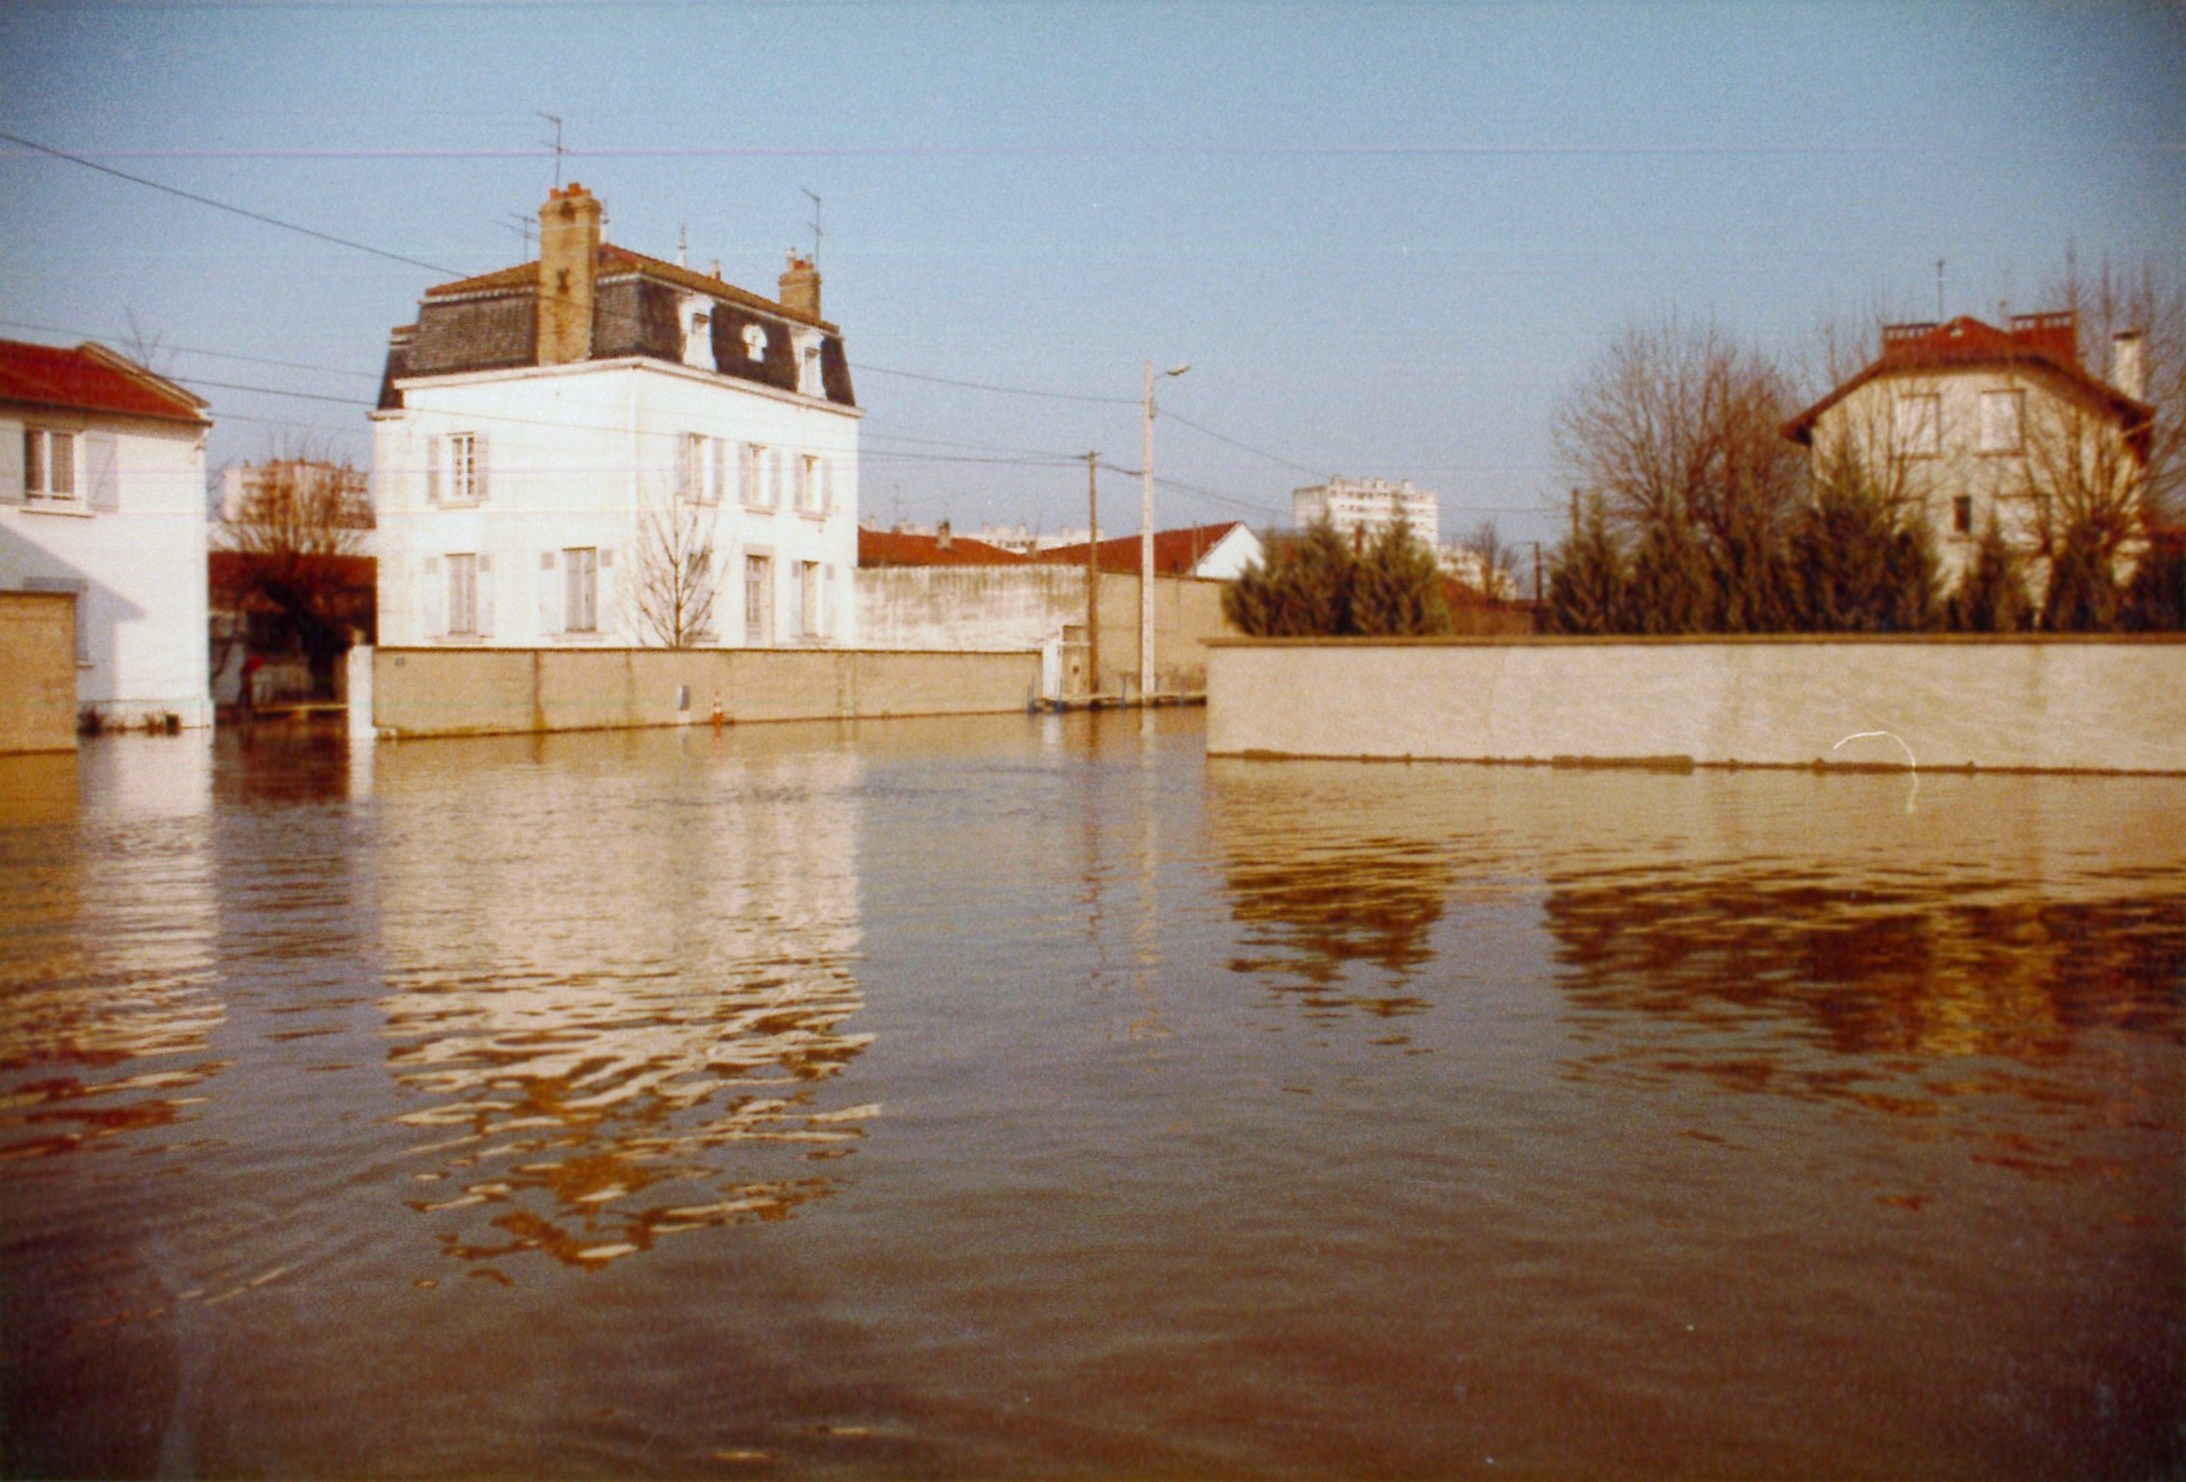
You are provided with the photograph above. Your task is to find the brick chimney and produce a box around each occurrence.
[936,518,952,551]
[538,183,603,365]
[2112,330,2147,401]
[779,250,821,321]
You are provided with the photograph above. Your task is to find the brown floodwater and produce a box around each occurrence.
[0,710,2179,1479]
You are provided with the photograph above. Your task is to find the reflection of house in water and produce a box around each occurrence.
[0,743,221,1160]
[368,732,871,1272]
[1207,762,1464,1023]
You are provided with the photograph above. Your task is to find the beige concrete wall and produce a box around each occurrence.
[0,590,78,753]
[372,644,1040,737]
[1206,636,2186,774]
[855,566,1236,697]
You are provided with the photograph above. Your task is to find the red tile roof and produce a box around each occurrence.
[1783,312,2152,446]
[858,526,1031,567]
[0,339,210,425]
[1036,521,1250,576]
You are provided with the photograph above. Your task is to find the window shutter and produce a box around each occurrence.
[473,433,488,503]
[710,437,726,504]
[597,548,615,634]
[0,421,23,505]
[674,433,693,501]
[476,553,494,637]
[538,550,559,636]
[425,436,442,504]
[738,442,755,503]
[86,432,119,512]
[822,563,835,638]
[817,458,831,513]
[423,556,444,637]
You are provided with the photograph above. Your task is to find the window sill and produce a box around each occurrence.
[20,501,94,517]
[741,503,777,516]
[798,509,830,523]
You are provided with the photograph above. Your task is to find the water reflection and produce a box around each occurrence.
[0,742,221,1162]
[367,730,873,1274]
[1207,760,2186,1149]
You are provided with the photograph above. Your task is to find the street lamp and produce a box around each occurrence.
[1141,359,1188,703]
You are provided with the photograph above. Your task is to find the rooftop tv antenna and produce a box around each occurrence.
[1935,258,1945,320]
[539,112,565,190]
[801,188,823,266]
[501,212,536,257]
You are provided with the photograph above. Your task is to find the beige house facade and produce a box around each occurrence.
[1784,313,2154,588]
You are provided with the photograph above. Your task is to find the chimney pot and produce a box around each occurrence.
[2112,330,2148,402]
[779,250,822,320]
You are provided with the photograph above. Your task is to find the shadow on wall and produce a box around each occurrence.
[0,522,144,722]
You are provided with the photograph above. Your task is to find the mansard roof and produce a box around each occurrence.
[1783,313,2153,447]
[380,244,854,412]
[0,339,210,425]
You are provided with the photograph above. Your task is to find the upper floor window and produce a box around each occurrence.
[1894,394,1941,457]
[678,433,726,504]
[742,324,768,363]
[426,432,486,504]
[24,428,76,501]
[1978,389,2024,454]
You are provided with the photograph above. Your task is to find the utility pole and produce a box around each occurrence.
[1570,488,1581,541]
[1086,451,1101,702]
[1140,360,1188,705]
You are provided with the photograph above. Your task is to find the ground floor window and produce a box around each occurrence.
[744,554,772,645]
[564,547,599,633]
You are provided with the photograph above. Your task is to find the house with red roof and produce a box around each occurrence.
[373,183,859,650]
[1783,311,2155,584]
[1,338,214,728]
[1034,520,1263,581]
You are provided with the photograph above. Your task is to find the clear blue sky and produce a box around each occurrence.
[3,1,2181,547]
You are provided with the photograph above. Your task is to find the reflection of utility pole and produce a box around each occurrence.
[1140,360,1188,703]
[1086,451,1100,701]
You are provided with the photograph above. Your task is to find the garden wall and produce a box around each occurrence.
[1206,635,2186,774]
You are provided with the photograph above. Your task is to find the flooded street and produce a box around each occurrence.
[0,710,2179,1479]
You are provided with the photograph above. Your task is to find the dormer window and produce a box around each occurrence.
[801,342,822,396]
[680,297,715,372]
[742,324,768,363]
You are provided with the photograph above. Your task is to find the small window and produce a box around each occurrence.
[1895,394,1941,457]
[742,324,768,363]
[1978,390,2023,454]
[1952,496,1973,535]
[24,429,76,500]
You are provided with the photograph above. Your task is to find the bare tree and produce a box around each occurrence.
[1457,519,1517,602]
[631,491,721,647]
[215,442,374,691]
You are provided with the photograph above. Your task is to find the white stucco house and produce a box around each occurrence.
[1783,312,2155,586]
[0,339,214,729]
[372,183,860,650]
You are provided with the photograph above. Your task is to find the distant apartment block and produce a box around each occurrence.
[221,458,372,527]
[0,338,214,728]
[1292,476,1439,546]
[372,183,859,650]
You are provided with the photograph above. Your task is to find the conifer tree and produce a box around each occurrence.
[2042,524,2122,632]
[1945,520,2033,633]
[1545,495,1627,634]
[1351,518,1453,636]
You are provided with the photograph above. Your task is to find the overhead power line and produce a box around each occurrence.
[0,129,465,278]
[1161,409,1331,479]
[851,360,1135,406]
[0,318,381,381]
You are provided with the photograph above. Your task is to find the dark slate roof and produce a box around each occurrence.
[380,243,855,412]
[0,339,210,425]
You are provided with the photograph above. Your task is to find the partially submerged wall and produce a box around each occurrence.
[372,645,1042,737]
[1206,636,2186,774]
[0,590,77,754]
[856,566,1235,697]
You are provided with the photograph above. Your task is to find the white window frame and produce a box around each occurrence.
[24,427,77,502]
[564,547,599,633]
[744,553,772,645]
[447,553,479,637]
[799,339,823,397]
[742,324,768,363]
[1895,394,1941,458]
[1977,389,2024,454]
